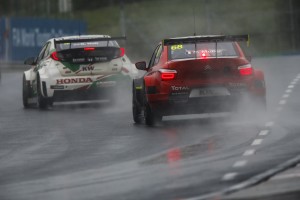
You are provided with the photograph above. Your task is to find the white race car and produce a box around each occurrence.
[23,35,137,109]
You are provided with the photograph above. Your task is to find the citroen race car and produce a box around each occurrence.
[132,35,266,125]
[23,35,137,109]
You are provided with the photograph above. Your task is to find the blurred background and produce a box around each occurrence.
[0,0,300,62]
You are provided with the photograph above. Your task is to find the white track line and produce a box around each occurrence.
[222,173,238,181]
[279,100,286,105]
[259,130,269,136]
[285,89,293,93]
[233,160,248,168]
[252,139,263,146]
[288,85,294,89]
[243,149,256,156]
[282,94,290,98]
[265,121,274,127]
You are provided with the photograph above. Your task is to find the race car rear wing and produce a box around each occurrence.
[54,36,126,50]
[163,35,249,46]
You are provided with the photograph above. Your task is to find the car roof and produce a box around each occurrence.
[48,35,111,43]
[167,35,224,40]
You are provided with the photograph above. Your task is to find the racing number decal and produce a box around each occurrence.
[171,44,183,50]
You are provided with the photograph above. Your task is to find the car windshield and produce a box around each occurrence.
[168,42,238,60]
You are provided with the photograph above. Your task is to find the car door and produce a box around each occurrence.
[32,42,50,94]
[142,44,163,95]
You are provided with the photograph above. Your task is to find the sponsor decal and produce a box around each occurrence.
[50,85,64,89]
[96,81,116,87]
[56,78,93,84]
[95,57,108,62]
[72,58,85,63]
[81,65,94,71]
[228,82,246,87]
[171,86,190,91]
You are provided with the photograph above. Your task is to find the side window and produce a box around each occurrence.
[154,45,162,65]
[37,43,49,62]
[148,45,160,68]
[42,42,51,59]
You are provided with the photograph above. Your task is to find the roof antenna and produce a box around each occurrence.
[78,21,81,36]
[193,8,197,59]
[193,8,196,36]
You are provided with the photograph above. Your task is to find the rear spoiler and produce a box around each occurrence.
[54,36,126,49]
[163,35,250,46]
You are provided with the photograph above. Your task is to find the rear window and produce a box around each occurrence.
[56,40,119,51]
[168,42,238,60]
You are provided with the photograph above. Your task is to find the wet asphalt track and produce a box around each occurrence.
[0,55,300,200]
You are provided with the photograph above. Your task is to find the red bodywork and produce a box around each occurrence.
[141,40,266,116]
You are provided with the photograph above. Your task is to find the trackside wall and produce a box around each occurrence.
[0,17,86,62]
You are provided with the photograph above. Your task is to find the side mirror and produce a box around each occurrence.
[24,57,37,65]
[246,55,252,62]
[135,61,147,71]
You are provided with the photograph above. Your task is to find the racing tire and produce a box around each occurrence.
[48,98,54,107]
[37,75,48,109]
[132,99,143,124]
[132,82,143,124]
[22,74,30,108]
[144,103,162,126]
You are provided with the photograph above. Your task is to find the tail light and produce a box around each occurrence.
[238,64,253,76]
[159,69,177,80]
[84,47,95,51]
[51,51,60,61]
[200,50,207,59]
[120,47,125,57]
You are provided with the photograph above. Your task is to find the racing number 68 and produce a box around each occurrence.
[171,44,183,50]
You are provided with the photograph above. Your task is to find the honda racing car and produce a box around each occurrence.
[23,35,137,109]
[132,35,266,125]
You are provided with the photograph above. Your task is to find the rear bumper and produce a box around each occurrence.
[52,87,116,102]
[148,91,265,116]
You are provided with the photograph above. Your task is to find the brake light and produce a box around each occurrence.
[159,69,177,80]
[120,47,125,57]
[200,51,207,58]
[51,51,59,61]
[238,64,253,76]
[84,47,95,51]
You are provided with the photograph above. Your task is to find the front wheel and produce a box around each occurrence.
[22,74,30,108]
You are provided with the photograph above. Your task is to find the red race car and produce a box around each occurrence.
[132,35,266,125]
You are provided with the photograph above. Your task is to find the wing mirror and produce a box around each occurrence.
[135,61,148,71]
[24,57,37,65]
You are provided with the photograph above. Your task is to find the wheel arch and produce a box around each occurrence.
[132,79,144,106]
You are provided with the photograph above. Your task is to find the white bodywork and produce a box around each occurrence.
[23,35,138,104]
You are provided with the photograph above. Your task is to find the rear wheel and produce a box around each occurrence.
[132,100,143,124]
[132,83,143,124]
[22,74,30,108]
[144,103,162,126]
[37,76,48,109]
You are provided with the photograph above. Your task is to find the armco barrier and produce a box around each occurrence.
[0,17,86,62]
